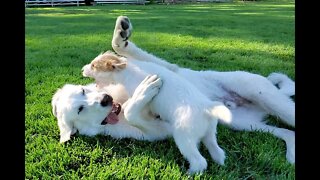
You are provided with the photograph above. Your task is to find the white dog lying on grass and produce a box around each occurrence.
[82,50,232,173]
[52,76,173,143]
[53,73,231,173]
[109,16,295,164]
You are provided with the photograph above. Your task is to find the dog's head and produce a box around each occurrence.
[82,51,127,83]
[51,84,122,143]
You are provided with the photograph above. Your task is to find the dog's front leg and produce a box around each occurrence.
[123,75,171,139]
[124,75,162,126]
[111,16,179,72]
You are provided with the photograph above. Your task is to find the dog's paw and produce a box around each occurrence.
[212,147,226,166]
[112,16,133,48]
[187,157,207,175]
[286,133,295,164]
[286,149,295,164]
[132,75,162,102]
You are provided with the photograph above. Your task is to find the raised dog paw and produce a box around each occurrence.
[112,16,133,48]
[124,75,162,125]
[132,75,162,103]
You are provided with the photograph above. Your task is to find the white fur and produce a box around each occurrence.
[267,72,295,96]
[82,54,232,173]
[52,79,173,144]
[110,16,295,164]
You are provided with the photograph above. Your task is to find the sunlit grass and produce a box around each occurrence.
[26,1,295,179]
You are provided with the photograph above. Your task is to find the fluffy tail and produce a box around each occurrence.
[267,73,295,97]
[206,101,232,124]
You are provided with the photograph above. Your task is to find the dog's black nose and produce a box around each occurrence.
[100,94,113,107]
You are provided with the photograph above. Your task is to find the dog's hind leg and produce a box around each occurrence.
[173,131,208,174]
[201,120,226,165]
[245,79,295,127]
[221,72,295,127]
[202,71,295,127]
[251,88,295,127]
[244,123,294,164]
[239,74,295,127]
[228,108,295,164]
[267,72,295,97]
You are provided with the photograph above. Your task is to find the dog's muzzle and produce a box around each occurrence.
[100,94,113,107]
[101,103,122,125]
[82,64,92,77]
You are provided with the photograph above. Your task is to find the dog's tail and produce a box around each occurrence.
[267,72,295,97]
[206,101,232,124]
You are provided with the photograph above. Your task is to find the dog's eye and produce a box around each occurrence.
[91,64,95,68]
[78,105,84,114]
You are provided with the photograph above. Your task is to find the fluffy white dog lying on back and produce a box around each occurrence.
[52,76,172,143]
[82,50,232,173]
[109,16,295,164]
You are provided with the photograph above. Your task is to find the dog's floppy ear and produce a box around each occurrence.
[57,114,74,143]
[54,105,75,143]
[51,88,62,117]
[101,51,127,71]
[110,61,126,70]
[52,87,76,143]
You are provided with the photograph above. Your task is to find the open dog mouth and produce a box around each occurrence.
[101,103,121,125]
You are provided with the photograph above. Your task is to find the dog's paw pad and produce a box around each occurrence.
[120,31,127,39]
[120,18,130,30]
[113,16,132,48]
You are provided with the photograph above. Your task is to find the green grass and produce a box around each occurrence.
[26,1,295,179]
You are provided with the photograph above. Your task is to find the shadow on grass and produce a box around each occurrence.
[26,3,295,81]
[64,134,190,173]
[59,121,293,178]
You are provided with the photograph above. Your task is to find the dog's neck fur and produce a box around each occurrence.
[112,62,149,96]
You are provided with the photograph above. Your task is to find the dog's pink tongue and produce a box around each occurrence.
[106,112,119,124]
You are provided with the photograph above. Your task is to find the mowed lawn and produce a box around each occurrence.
[25,1,295,179]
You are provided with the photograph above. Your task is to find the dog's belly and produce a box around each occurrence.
[199,80,252,108]
[149,83,193,122]
[178,69,252,109]
[219,85,252,108]
[191,77,252,108]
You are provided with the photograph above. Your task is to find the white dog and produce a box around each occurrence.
[82,48,232,173]
[110,16,295,164]
[52,76,173,143]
